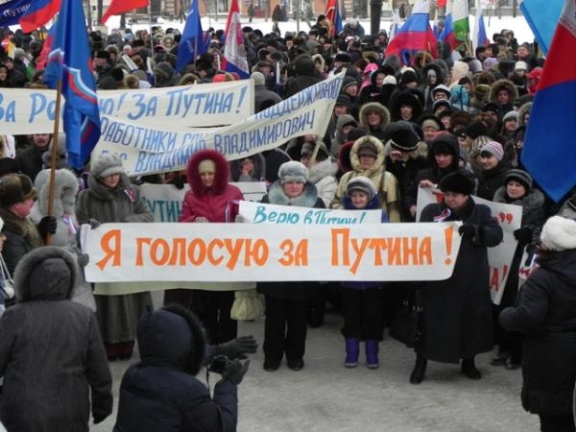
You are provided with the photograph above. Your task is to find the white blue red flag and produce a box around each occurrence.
[325,0,343,37]
[520,0,563,55]
[522,0,576,202]
[386,0,438,65]
[471,7,490,51]
[223,0,249,78]
[19,0,61,32]
[44,0,100,171]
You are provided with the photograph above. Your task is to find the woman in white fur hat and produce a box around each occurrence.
[500,216,576,432]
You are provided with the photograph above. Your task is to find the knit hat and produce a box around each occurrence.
[385,121,420,152]
[91,153,124,178]
[346,176,377,200]
[465,121,488,139]
[383,75,397,85]
[336,94,351,107]
[515,61,528,71]
[540,216,576,251]
[278,161,308,184]
[505,169,532,191]
[438,170,475,195]
[483,57,499,70]
[334,52,351,63]
[400,69,419,85]
[480,141,504,161]
[13,48,26,60]
[502,110,519,122]
[431,133,458,156]
[421,117,442,131]
[251,71,266,86]
[431,85,451,99]
[357,140,378,158]
[0,174,37,207]
[341,77,358,92]
[198,159,216,173]
[474,84,491,101]
[433,99,451,112]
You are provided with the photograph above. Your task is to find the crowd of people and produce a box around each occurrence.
[0,13,574,432]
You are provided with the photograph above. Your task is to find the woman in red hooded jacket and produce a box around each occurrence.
[179,149,244,344]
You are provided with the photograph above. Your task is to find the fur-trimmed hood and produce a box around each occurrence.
[338,141,355,174]
[518,101,533,127]
[421,62,445,85]
[493,186,545,215]
[137,306,206,376]
[266,180,319,207]
[358,102,390,130]
[489,79,519,104]
[390,91,424,122]
[14,246,78,303]
[87,171,132,201]
[33,168,79,219]
[187,149,230,196]
[350,135,386,174]
[308,158,338,184]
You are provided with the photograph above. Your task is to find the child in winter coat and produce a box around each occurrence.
[340,176,388,369]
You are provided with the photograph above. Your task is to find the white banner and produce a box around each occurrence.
[83,222,463,288]
[0,80,254,134]
[417,187,523,304]
[238,201,382,224]
[141,182,268,222]
[91,73,344,176]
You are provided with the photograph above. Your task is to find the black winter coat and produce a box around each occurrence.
[114,310,237,432]
[419,198,503,363]
[477,161,510,201]
[500,250,576,416]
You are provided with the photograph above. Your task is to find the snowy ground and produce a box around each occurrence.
[104,14,536,46]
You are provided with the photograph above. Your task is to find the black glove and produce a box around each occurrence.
[215,335,258,360]
[220,359,250,385]
[514,226,533,244]
[173,176,185,190]
[93,413,108,424]
[38,216,57,238]
[458,224,476,238]
[89,219,100,229]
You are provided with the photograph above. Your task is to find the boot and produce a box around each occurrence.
[461,357,481,380]
[410,355,427,384]
[365,340,379,369]
[345,338,359,368]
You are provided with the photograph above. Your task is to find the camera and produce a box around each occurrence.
[207,355,230,374]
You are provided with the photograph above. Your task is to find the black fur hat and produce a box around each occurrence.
[439,170,475,195]
[384,121,420,152]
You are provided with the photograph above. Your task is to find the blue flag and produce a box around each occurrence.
[176,0,208,72]
[0,0,32,26]
[44,0,100,171]
[520,0,563,55]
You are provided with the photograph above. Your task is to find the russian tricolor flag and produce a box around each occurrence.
[223,0,249,78]
[385,0,438,65]
[472,0,490,51]
[20,0,61,33]
[522,0,576,202]
[438,13,458,49]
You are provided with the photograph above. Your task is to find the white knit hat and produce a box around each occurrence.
[278,161,308,184]
[540,216,576,251]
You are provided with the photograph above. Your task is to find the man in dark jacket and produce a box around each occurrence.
[252,71,282,113]
[15,133,51,182]
[114,306,251,432]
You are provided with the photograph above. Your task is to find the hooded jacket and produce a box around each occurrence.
[489,79,519,116]
[180,149,244,223]
[114,307,238,432]
[0,247,112,432]
[331,136,401,221]
[500,249,576,417]
[358,102,391,142]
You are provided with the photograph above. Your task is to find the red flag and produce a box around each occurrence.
[102,0,149,24]
[437,0,447,8]
[325,0,342,36]
[20,0,61,33]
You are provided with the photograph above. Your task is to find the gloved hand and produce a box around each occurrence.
[77,254,90,267]
[235,214,244,223]
[89,219,100,229]
[215,335,258,360]
[173,176,185,190]
[93,413,108,425]
[220,359,250,385]
[195,217,209,223]
[38,216,57,238]
[513,227,533,244]
[458,224,476,238]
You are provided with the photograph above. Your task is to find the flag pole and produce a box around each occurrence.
[45,79,63,245]
[148,2,155,55]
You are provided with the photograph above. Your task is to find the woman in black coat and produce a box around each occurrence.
[257,161,325,372]
[411,170,503,384]
[114,306,251,432]
[500,216,576,432]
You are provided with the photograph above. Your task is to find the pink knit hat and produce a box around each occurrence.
[480,141,504,161]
